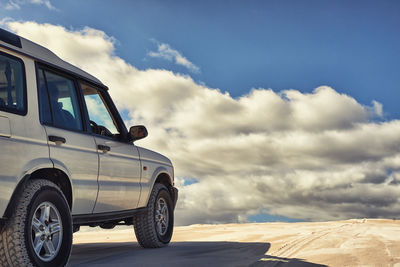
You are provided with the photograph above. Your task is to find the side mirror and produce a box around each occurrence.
[129,125,148,141]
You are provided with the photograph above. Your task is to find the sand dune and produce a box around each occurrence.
[69,219,400,266]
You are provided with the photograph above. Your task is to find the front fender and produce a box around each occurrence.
[137,166,173,208]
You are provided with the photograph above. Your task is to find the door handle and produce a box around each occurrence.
[97,144,111,152]
[48,135,66,144]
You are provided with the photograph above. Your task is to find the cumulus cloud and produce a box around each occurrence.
[148,42,200,73]
[6,21,400,225]
[3,0,56,10]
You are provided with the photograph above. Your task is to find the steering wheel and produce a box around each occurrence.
[89,120,99,134]
[89,120,98,127]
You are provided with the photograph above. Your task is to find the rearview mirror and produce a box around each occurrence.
[129,125,148,141]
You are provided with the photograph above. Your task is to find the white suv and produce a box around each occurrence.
[0,28,178,267]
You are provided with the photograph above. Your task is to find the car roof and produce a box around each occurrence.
[0,27,106,89]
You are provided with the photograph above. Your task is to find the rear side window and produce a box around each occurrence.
[0,52,26,115]
[37,69,51,124]
[37,68,83,131]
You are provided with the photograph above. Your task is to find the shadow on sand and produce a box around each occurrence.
[69,241,326,267]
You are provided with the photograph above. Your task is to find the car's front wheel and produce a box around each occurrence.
[133,183,174,248]
[0,179,72,267]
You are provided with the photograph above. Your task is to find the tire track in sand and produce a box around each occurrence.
[269,221,363,259]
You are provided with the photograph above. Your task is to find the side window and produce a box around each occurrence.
[38,68,83,131]
[37,69,51,124]
[0,52,26,114]
[81,83,120,138]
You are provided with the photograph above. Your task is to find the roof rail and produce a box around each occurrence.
[0,28,22,48]
[0,27,105,87]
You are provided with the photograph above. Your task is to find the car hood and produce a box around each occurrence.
[136,146,172,167]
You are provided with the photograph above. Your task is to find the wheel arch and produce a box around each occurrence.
[3,167,73,219]
[151,169,177,209]
[29,168,73,209]
[154,172,174,195]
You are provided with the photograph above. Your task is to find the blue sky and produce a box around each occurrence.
[2,1,400,224]
[2,0,400,118]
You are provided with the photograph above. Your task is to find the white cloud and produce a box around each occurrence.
[5,1,19,10]
[371,100,383,117]
[4,0,56,10]
[148,42,200,73]
[0,17,12,26]
[7,21,400,225]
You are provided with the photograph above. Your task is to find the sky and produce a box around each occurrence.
[2,0,400,118]
[1,0,400,225]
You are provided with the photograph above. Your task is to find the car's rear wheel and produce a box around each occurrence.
[133,183,174,248]
[0,179,72,267]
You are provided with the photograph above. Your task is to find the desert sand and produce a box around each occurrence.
[69,219,400,266]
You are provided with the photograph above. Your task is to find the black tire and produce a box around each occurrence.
[133,183,174,248]
[0,179,72,267]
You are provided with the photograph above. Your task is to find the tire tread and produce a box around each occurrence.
[0,179,67,266]
[133,183,171,248]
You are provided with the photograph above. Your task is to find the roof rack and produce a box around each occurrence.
[0,27,105,88]
[0,28,22,48]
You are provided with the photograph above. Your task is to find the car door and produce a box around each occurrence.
[37,67,99,215]
[81,82,142,213]
[0,52,52,216]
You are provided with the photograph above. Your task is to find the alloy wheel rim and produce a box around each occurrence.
[31,201,63,262]
[155,197,169,236]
